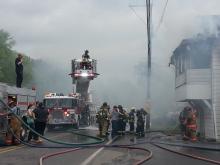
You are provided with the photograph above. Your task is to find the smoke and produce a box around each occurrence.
[31,60,72,101]
[131,0,220,128]
[2,0,220,120]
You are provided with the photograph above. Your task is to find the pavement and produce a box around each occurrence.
[0,129,220,165]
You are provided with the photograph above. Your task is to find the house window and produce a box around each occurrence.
[175,55,186,77]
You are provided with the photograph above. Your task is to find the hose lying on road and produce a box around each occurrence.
[151,140,220,151]
[39,144,153,165]
[151,143,220,165]
[148,132,220,165]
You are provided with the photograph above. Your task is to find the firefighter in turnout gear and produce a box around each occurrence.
[185,107,197,142]
[136,109,145,137]
[96,102,109,137]
[118,105,127,135]
[179,107,188,137]
[128,107,135,133]
[5,101,22,145]
[180,106,197,142]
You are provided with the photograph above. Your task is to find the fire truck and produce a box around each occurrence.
[0,83,36,144]
[70,54,99,126]
[43,93,80,130]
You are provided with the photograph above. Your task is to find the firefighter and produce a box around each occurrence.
[81,50,91,69]
[15,53,23,88]
[179,107,188,137]
[185,107,197,142]
[106,104,111,135]
[136,109,145,137]
[128,107,135,133]
[110,105,119,137]
[96,102,109,137]
[82,50,90,60]
[5,101,22,145]
[145,111,150,131]
[118,105,127,135]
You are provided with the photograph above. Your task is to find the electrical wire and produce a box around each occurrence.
[129,6,147,25]
[156,0,169,32]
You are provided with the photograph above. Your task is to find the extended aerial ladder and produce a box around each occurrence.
[69,54,99,125]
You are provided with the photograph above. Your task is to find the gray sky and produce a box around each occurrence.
[1,0,220,112]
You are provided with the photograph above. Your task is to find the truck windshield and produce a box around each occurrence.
[44,99,57,108]
[58,99,77,108]
[44,98,77,108]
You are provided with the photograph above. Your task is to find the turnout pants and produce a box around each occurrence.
[6,116,21,145]
[111,120,118,136]
[129,122,134,132]
[98,120,108,136]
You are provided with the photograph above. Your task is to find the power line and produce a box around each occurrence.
[129,6,147,25]
[156,0,169,32]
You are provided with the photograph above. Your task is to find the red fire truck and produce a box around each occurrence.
[43,93,80,130]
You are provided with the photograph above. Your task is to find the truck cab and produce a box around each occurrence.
[43,93,79,130]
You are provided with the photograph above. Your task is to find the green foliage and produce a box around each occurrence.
[0,29,32,86]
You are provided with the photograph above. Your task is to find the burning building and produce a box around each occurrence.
[170,34,220,140]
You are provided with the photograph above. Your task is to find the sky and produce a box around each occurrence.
[1,0,220,115]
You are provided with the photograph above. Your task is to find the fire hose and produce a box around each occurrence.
[2,99,220,165]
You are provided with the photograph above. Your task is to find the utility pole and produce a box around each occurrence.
[146,0,151,100]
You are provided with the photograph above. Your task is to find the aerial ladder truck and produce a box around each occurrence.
[69,50,99,126]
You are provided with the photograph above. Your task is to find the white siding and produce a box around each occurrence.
[187,69,211,85]
[212,42,220,140]
[175,69,211,101]
[187,84,211,99]
[204,107,216,139]
[175,85,187,101]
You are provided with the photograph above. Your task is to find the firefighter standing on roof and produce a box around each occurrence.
[96,102,109,137]
[15,53,23,88]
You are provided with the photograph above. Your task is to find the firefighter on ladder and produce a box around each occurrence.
[5,100,22,145]
[96,102,109,137]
